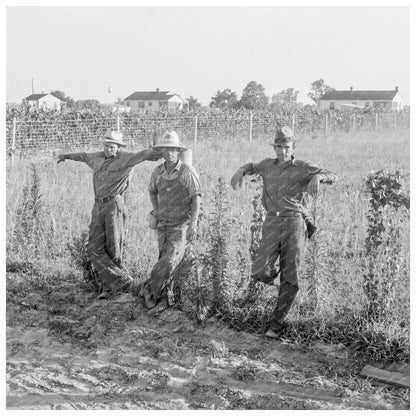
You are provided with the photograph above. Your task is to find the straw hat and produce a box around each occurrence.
[271,126,294,146]
[104,130,126,147]
[153,131,187,151]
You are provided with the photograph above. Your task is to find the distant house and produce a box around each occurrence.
[24,93,63,110]
[319,87,403,111]
[124,89,186,111]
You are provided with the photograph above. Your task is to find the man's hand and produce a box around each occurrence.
[146,149,163,161]
[57,154,66,164]
[186,224,197,242]
[307,174,322,196]
[230,168,244,190]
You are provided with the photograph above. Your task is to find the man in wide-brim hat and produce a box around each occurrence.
[58,129,162,299]
[230,126,338,339]
[140,130,201,312]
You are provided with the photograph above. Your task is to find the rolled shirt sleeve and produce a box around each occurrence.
[304,162,338,184]
[182,166,202,198]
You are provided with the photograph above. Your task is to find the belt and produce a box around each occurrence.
[95,195,120,204]
[267,211,302,218]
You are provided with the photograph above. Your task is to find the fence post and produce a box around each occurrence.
[11,117,17,167]
[116,113,120,131]
[249,111,253,142]
[325,113,329,136]
[193,115,198,146]
[291,113,295,133]
[352,114,355,132]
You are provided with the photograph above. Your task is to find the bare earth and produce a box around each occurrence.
[6,272,409,410]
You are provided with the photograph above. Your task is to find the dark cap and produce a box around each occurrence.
[272,126,294,145]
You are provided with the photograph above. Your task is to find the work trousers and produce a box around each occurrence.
[87,197,129,291]
[144,221,189,305]
[252,215,307,330]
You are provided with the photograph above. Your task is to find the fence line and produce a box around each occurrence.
[6,110,410,159]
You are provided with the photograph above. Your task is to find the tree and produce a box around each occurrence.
[271,88,299,111]
[307,79,335,104]
[240,81,269,110]
[209,89,239,109]
[50,90,75,108]
[75,99,100,111]
[186,96,201,112]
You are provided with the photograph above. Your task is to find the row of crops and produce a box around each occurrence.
[6,107,410,157]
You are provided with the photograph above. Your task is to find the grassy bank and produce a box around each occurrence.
[6,127,410,362]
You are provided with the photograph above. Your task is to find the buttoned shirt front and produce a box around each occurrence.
[241,157,337,215]
[66,150,150,199]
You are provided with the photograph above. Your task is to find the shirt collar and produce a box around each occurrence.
[103,151,120,160]
[274,156,295,168]
[162,159,182,173]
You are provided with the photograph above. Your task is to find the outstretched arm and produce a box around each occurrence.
[125,149,162,167]
[57,152,92,164]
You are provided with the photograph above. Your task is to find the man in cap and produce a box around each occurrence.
[58,130,162,299]
[230,126,337,338]
[140,131,201,311]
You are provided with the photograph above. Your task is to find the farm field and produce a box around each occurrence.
[6,127,410,409]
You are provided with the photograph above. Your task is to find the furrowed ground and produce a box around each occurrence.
[6,272,409,410]
[6,128,410,409]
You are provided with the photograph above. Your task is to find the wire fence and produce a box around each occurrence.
[6,108,410,161]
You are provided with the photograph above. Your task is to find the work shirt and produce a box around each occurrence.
[65,150,151,199]
[241,157,337,215]
[149,160,201,225]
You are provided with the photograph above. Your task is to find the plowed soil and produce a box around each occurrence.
[6,272,409,410]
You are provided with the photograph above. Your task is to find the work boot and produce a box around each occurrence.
[139,283,157,309]
[265,321,289,339]
[147,297,169,316]
[111,274,133,292]
[97,288,112,300]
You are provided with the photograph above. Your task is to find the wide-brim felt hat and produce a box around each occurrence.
[153,131,187,151]
[104,130,127,147]
[271,126,294,146]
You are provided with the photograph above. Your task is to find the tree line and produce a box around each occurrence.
[45,79,334,113]
[190,79,334,111]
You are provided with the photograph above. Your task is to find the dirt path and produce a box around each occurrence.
[6,273,409,410]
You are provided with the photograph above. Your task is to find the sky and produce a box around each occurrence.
[5,5,412,106]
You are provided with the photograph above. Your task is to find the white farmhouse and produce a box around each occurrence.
[124,89,185,111]
[24,93,63,110]
[319,87,403,111]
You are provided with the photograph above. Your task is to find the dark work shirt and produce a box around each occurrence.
[241,157,338,215]
[66,150,151,199]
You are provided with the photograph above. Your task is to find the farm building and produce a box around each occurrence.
[24,93,63,110]
[124,89,186,111]
[319,87,403,111]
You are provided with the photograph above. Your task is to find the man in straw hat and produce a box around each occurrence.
[230,126,337,339]
[58,129,162,299]
[140,130,201,311]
